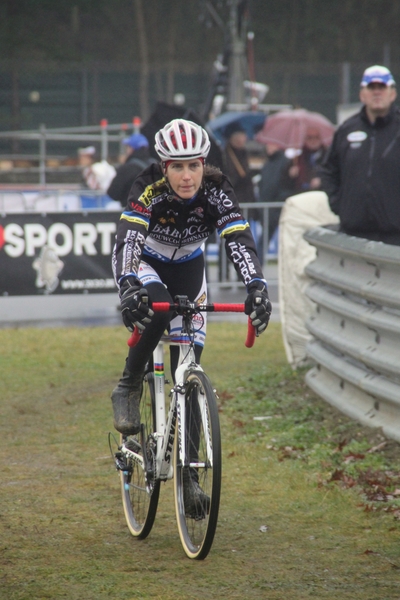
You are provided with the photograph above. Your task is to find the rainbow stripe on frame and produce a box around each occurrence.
[154,363,164,376]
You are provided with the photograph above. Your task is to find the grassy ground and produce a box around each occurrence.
[1,322,400,599]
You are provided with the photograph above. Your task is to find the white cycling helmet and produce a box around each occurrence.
[154,119,211,161]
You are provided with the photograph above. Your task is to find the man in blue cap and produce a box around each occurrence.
[107,133,156,205]
[320,65,400,244]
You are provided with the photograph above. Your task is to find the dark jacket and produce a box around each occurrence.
[259,150,293,203]
[320,104,400,242]
[107,148,156,205]
[292,145,327,193]
[222,143,258,220]
[223,144,255,201]
[258,150,293,238]
[113,163,264,288]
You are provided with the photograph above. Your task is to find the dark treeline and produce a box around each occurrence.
[0,0,397,129]
[0,0,399,67]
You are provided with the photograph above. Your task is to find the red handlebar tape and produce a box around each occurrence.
[127,302,255,348]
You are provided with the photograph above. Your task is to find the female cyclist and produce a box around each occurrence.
[111,118,271,435]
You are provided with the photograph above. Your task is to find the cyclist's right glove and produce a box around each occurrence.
[119,277,154,332]
[245,280,272,335]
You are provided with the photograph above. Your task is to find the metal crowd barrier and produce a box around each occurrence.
[0,189,119,213]
[303,226,400,442]
[0,122,136,185]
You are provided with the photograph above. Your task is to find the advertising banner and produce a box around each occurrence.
[0,211,120,296]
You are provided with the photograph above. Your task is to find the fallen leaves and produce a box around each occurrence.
[327,466,400,517]
[264,432,400,519]
[264,444,305,461]
[362,549,400,569]
[343,452,365,464]
[277,445,305,461]
[328,469,357,488]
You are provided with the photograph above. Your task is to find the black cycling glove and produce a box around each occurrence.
[119,277,154,332]
[244,280,272,335]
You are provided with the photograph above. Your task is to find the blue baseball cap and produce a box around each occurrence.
[361,65,396,87]
[122,133,149,150]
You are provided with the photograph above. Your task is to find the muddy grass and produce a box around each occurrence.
[1,323,400,599]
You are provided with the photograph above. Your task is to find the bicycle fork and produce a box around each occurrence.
[174,362,214,473]
[116,342,213,482]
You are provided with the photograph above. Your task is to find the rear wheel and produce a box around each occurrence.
[174,369,221,559]
[120,372,160,538]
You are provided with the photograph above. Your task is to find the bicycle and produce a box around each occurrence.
[109,295,255,560]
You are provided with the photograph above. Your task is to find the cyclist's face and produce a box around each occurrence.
[166,159,204,199]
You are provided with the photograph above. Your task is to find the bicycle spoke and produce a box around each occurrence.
[174,369,221,559]
[120,373,160,538]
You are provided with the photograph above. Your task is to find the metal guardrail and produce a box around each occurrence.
[303,226,400,442]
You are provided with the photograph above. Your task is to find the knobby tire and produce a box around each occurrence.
[174,369,222,559]
[120,372,160,538]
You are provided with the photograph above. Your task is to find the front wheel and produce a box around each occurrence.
[174,369,221,559]
[120,372,160,538]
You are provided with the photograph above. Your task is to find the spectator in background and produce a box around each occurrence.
[320,65,400,245]
[78,145,116,191]
[107,133,156,205]
[78,145,97,188]
[222,123,257,217]
[222,123,261,256]
[288,127,328,193]
[258,141,294,240]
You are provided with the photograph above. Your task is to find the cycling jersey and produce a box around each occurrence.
[113,163,265,289]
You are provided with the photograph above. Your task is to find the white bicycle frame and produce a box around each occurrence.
[150,336,213,482]
[120,300,253,490]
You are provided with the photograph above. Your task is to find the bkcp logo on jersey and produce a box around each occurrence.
[0,212,119,296]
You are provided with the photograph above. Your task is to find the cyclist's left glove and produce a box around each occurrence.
[245,280,272,335]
